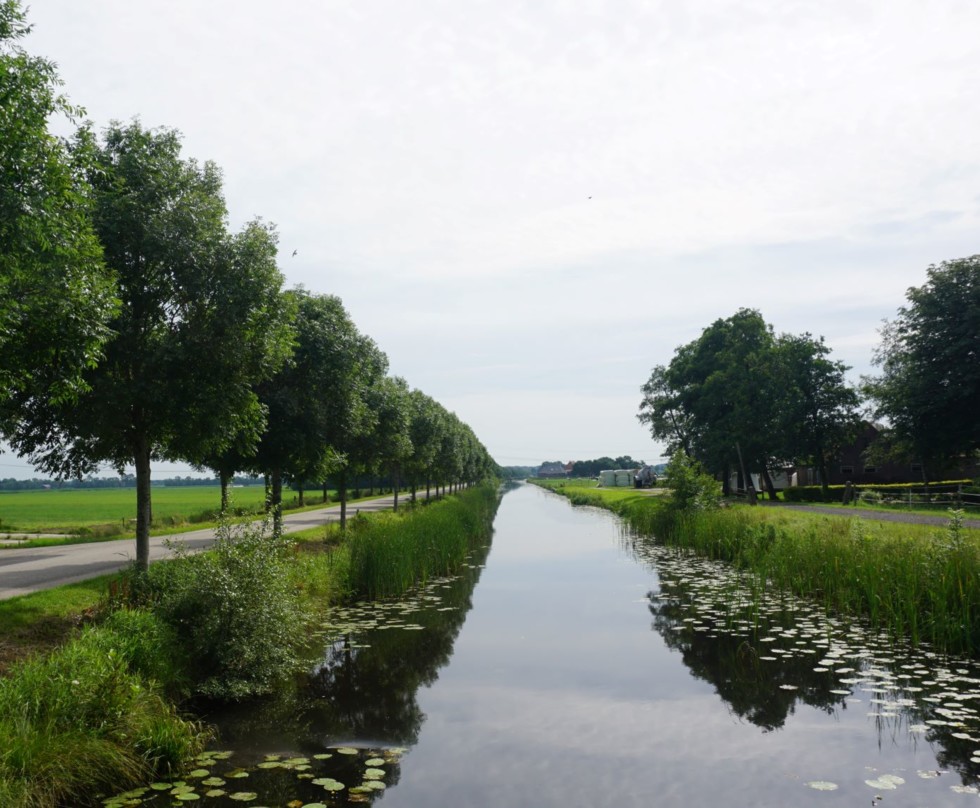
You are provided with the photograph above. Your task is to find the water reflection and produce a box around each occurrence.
[624,528,980,789]
[211,539,490,753]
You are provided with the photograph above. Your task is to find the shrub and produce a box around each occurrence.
[141,516,306,700]
[664,452,720,511]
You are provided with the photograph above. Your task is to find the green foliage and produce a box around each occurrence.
[0,0,117,426]
[140,516,306,700]
[8,121,293,570]
[864,256,980,478]
[638,309,859,490]
[0,614,206,807]
[664,452,720,511]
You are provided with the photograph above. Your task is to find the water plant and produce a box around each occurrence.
[538,481,980,655]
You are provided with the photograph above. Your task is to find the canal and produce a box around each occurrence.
[112,482,980,806]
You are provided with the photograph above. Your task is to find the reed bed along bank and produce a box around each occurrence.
[0,484,499,807]
[535,480,980,657]
[342,484,499,600]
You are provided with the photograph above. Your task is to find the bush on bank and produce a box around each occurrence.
[535,479,980,656]
[0,484,499,807]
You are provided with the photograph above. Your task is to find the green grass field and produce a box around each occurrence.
[0,485,270,533]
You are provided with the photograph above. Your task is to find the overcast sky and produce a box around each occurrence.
[6,0,980,477]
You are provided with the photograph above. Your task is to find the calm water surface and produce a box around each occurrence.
[118,484,980,807]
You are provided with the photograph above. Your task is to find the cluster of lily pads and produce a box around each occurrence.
[626,534,980,798]
[102,745,406,807]
[100,566,486,808]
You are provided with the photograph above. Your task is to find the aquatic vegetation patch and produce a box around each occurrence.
[100,745,405,807]
[540,480,980,655]
[631,536,980,794]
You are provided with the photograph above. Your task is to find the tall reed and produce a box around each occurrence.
[344,485,498,600]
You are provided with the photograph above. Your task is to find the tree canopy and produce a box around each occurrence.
[9,121,294,566]
[863,256,980,479]
[639,309,859,497]
[0,0,116,424]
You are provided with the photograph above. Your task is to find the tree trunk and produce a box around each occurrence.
[735,442,756,505]
[297,480,305,507]
[722,463,732,496]
[134,438,152,571]
[220,469,232,514]
[322,480,330,504]
[760,465,778,501]
[264,472,271,512]
[818,453,830,500]
[339,470,348,530]
[393,465,400,512]
[271,466,283,535]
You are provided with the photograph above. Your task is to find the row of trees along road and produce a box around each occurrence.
[639,257,980,499]
[0,2,497,569]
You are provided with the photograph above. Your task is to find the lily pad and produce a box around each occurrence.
[229,793,259,802]
[805,781,838,791]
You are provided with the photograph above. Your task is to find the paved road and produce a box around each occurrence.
[0,493,425,600]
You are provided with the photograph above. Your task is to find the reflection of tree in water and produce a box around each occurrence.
[648,582,845,732]
[307,542,490,745]
[625,529,980,787]
[209,538,491,753]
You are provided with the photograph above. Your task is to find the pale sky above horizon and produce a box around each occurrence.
[4,0,979,477]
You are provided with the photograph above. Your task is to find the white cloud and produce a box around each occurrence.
[19,0,980,471]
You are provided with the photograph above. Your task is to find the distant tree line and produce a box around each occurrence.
[638,257,980,497]
[0,475,264,492]
[569,456,646,477]
[0,2,497,568]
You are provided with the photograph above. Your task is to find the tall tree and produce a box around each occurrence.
[10,122,292,568]
[863,256,980,479]
[0,1,116,428]
[772,332,860,496]
[253,290,374,533]
[404,389,443,502]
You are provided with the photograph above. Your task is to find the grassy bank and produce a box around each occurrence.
[535,479,980,656]
[0,484,499,807]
